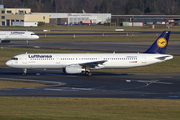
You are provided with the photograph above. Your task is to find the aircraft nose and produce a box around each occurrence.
[36,35,39,39]
[5,60,12,67]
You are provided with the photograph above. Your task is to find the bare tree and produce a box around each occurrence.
[38,0,42,4]
[159,0,178,14]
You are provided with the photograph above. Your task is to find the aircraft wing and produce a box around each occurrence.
[78,60,107,68]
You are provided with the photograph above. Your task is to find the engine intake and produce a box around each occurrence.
[1,40,10,43]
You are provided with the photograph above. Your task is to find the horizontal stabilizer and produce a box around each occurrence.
[155,56,170,60]
[155,55,173,61]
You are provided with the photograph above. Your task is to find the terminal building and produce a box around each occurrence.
[0,5,49,26]
[0,5,111,27]
[0,9,111,26]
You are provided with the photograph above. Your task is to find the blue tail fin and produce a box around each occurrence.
[144,31,171,54]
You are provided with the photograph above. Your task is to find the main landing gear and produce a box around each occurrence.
[23,68,27,76]
[85,71,92,76]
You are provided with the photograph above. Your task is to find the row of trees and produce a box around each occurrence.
[2,0,180,15]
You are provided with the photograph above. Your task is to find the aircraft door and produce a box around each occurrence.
[25,33,28,38]
[6,33,9,39]
[23,55,27,64]
[141,55,146,64]
[23,33,28,39]
[98,56,103,61]
[15,58,18,64]
[56,55,60,64]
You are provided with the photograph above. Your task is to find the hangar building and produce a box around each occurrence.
[32,13,111,25]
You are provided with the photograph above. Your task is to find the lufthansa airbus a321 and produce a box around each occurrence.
[6,31,173,76]
[0,31,39,45]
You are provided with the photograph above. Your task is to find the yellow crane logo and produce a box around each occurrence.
[157,38,167,48]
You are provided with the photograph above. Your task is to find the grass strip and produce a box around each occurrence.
[1,26,180,32]
[0,97,179,120]
[33,34,180,43]
[0,80,47,89]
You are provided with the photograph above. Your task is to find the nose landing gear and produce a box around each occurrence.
[23,68,27,76]
[26,40,29,45]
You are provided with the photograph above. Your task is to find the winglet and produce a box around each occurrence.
[144,31,171,54]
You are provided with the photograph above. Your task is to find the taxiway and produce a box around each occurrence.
[0,67,180,99]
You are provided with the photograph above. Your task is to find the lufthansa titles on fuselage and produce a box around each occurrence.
[28,55,52,59]
[127,56,138,63]
[10,32,25,35]
[126,56,137,58]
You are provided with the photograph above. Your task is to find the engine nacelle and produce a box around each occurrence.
[64,66,84,74]
[1,40,10,43]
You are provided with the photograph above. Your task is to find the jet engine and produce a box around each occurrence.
[1,40,10,43]
[64,66,84,74]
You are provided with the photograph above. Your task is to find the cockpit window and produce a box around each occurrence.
[11,57,18,60]
[31,33,36,35]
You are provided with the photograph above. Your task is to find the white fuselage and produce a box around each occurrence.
[5,53,173,69]
[0,31,39,42]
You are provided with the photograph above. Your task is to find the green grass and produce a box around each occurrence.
[1,25,180,33]
[35,34,180,42]
[0,97,179,120]
[0,80,47,89]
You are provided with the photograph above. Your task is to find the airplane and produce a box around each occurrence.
[5,31,173,76]
[0,31,39,45]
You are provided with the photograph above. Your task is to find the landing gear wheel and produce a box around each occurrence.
[26,40,29,45]
[23,68,27,76]
[85,71,92,76]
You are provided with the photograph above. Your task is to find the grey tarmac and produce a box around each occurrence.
[0,67,179,99]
